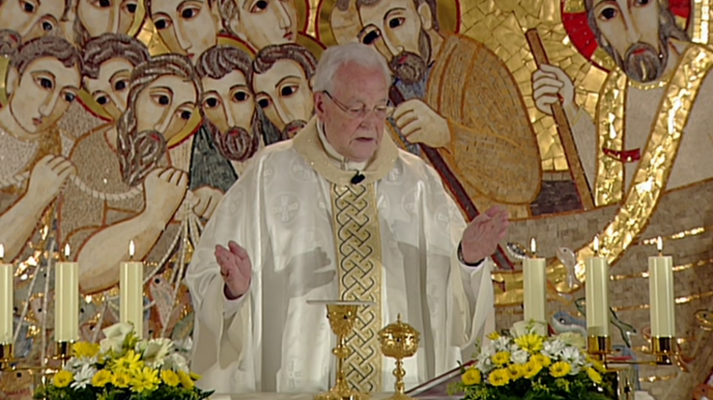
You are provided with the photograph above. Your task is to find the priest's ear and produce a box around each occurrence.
[314,91,328,119]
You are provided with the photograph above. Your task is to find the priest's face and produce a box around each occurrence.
[314,63,389,163]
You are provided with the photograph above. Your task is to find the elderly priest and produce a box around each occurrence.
[185,42,507,395]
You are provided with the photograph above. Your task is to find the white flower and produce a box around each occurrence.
[70,364,97,390]
[140,338,173,368]
[511,349,529,365]
[492,337,511,352]
[163,352,189,373]
[542,339,566,359]
[99,322,134,354]
[557,332,586,349]
[561,346,586,366]
[475,352,495,373]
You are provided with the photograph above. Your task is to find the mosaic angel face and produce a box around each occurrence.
[150,0,220,60]
[357,0,433,84]
[8,57,81,136]
[0,0,66,42]
[201,70,255,140]
[227,0,298,50]
[84,58,134,120]
[134,75,198,143]
[76,0,139,38]
[253,58,313,138]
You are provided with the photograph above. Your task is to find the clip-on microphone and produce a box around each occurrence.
[350,170,365,185]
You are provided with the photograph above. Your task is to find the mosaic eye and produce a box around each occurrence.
[280,85,297,97]
[257,98,271,108]
[21,0,36,13]
[233,91,249,102]
[180,110,192,120]
[600,7,617,20]
[114,80,127,91]
[42,21,54,31]
[389,17,404,29]
[205,97,219,108]
[362,30,380,45]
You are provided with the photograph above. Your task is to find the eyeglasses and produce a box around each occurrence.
[322,91,393,119]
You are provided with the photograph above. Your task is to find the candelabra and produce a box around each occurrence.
[0,343,14,370]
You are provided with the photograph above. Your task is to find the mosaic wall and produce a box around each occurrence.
[0,0,712,398]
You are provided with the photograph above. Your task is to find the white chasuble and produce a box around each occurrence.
[185,116,495,395]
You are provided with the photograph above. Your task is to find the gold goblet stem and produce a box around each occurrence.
[393,358,405,395]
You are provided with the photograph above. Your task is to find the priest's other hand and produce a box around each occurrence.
[460,206,509,264]
[215,241,252,300]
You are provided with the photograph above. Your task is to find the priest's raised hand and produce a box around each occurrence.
[215,240,252,299]
[460,206,509,265]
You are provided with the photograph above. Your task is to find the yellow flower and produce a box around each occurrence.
[585,367,603,384]
[178,370,194,389]
[161,370,180,387]
[487,331,501,340]
[488,368,510,386]
[523,360,543,379]
[491,351,510,366]
[461,368,481,385]
[92,370,113,387]
[587,356,607,373]
[73,342,100,359]
[112,371,132,388]
[514,334,544,354]
[531,354,551,367]
[507,364,524,380]
[131,366,160,393]
[549,361,572,378]
[113,350,143,374]
[53,370,73,388]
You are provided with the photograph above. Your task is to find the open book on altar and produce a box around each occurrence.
[405,360,475,399]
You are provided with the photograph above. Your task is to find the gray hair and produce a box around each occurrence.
[312,42,391,93]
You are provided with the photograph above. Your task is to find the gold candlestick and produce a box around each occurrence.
[587,335,611,361]
[53,341,73,368]
[0,343,14,370]
[378,314,420,400]
[308,300,373,400]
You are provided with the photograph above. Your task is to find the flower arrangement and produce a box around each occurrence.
[34,323,213,400]
[451,325,615,400]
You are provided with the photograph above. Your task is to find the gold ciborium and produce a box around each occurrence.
[308,300,374,400]
[378,314,420,400]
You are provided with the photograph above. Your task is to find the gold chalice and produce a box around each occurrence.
[308,300,375,400]
[378,314,420,400]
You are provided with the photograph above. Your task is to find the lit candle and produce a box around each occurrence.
[523,238,547,326]
[649,237,675,338]
[55,244,79,342]
[120,240,143,338]
[0,245,13,344]
[585,236,609,337]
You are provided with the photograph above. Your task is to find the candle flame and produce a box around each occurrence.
[129,240,135,258]
[64,243,71,258]
[0,244,4,260]
[657,237,663,253]
[530,238,536,255]
[593,236,600,254]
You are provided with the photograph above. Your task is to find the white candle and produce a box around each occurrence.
[55,244,79,342]
[523,238,547,325]
[586,236,609,337]
[649,237,675,337]
[120,240,143,338]
[0,245,13,344]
